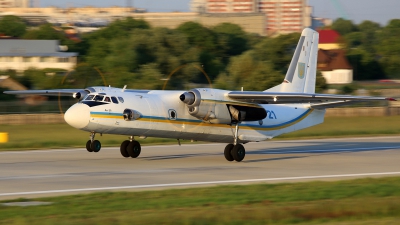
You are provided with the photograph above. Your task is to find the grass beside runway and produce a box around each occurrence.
[0,116,400,150]
[1,177,400,224]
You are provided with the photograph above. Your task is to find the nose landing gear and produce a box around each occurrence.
[86,132,101,153]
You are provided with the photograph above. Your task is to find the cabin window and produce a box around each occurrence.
[85,95,95,100]
[111,97,118,104]
[94,95,104,101]
[104,96,111,102]
[118,97,124,103]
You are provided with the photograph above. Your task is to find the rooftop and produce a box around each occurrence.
[0,40,78,57]
[318,29,341,44]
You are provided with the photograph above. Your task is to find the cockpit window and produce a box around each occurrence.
[104,96,111,102]
[94,95,104,101]
[85,95,95,101]
[111,97,118,104]
[118,97,124,103]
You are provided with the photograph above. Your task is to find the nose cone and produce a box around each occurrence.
[64,103,90,129]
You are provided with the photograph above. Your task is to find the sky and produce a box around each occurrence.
[39,0,400,25]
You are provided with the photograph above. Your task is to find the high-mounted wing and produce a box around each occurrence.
[3,89,86,97]
[228,91,396,109]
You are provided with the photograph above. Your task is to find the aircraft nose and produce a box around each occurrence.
[64,103,90,129]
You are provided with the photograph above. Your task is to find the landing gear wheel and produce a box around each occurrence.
[127,141,141,158]
[224,144,234,161]
[231,144,245,162]
[120,140,130,158]
[90,140,101,153]
[86,140,93,152]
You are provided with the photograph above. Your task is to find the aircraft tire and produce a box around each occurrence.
[86,140,93,152]
[120,140,130,158]
[127,141,141,158]
[224,144,235,161]
[91,140,101,153]
[231,144,245,162]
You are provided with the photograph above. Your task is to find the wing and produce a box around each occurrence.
[228,91,396,109]
[3,89,86,97]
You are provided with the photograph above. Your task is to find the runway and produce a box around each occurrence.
[1,136,400,200]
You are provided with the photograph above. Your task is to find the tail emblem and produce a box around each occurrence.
[298,62,305,79]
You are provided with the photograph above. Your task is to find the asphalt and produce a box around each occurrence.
[0,136,400,200]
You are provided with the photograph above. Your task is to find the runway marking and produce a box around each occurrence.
[1,136,399,155]
[259,146,400,154]
[1,171,400,197]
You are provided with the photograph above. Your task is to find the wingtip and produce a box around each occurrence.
[386,98,397,101]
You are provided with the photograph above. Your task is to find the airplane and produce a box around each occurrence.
[4,28,396,162]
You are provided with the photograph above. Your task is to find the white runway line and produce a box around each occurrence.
[1,171,400,197]
[262,146,400,154]
[0,136,399,155]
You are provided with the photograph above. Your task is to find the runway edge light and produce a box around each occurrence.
[0,132,9,143]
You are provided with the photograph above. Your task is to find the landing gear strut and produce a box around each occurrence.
[120,136,141,158]
[86,132,101,153]
[224,123,246,162]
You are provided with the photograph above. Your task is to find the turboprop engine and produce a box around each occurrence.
[180,89,231,124]
[180,88,267,124]
[73,90,90,101]
[180,89,267,124]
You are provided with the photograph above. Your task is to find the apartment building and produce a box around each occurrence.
[0,40,78,72]
[191,0,312,35]
[0,0,29,7]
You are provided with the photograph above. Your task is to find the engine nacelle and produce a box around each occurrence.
[180,89,215,120]
[73,90,89,101]
[180,89,232,124]
[123,109,141,121]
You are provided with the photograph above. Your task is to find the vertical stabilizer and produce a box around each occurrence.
[266,28,319,93]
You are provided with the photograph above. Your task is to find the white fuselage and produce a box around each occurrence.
[64,87,326,143]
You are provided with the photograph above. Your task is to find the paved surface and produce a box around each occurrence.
[1,136,400,200]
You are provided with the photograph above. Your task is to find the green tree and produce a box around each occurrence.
[0,15,26,37]
[347,47,385,80]
[331,18,357,36]
[87,17,150,40]
[216,50,283,91]
[23,68,68,89]
[253,32,300,74]
[176,22,224,81]
[176,22,217,52]
[315,71,328,93]
[212,23,249,61]
[23,23,66,41]
[376,19,400,78]
[87,27,200,89]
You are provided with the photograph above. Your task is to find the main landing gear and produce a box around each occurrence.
[85,133,141,158]
[224,123,246,162]
[120,136,141,158]
[86,132,101,153]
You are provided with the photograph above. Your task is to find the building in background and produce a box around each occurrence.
[318,29,343,50]
[0,0,29,8]
[191,0,312,35]
[0,40,78,72]
[317,29,353,84]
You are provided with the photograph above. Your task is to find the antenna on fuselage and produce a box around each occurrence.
[122,85,127,92]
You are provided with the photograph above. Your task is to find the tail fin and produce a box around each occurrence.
[266,28,319,93]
